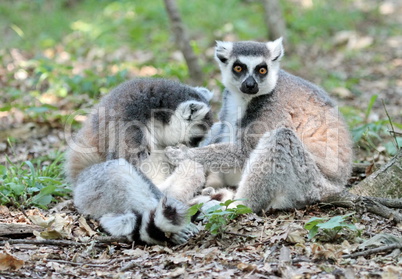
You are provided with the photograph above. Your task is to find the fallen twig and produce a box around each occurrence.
[0,236,131,247]
[343,244,402,259]
[0,239,84,247]
[225,231,257,238]
[120,261,138,272]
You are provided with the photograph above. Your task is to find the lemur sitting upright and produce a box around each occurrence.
[65,78,213,245]
[166,38,353,213]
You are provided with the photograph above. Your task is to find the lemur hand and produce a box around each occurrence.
[165,144,191,166]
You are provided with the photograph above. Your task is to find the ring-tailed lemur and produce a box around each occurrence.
[166,38,353,213]
[65,78,213,245]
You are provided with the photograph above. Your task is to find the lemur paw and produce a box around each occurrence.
[165,144,190,166]
[170,222,199,244]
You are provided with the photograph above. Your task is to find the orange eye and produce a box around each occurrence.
[259,67,267,75]
[233,65,242,73]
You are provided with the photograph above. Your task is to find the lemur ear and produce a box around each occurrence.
[266,37,284,62]
[194,87,214,102]
[215,41,233,64]
[176,100,210,121]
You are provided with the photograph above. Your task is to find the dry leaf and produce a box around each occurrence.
[78,216,97,237]
[29,214,54,227]
[382,266,402,279]
[34,213,75,239]
[122,248,149,258]
[0,205,10,215]
[286,224,306,244]
[0,252,24,271]
[311,243,343,262]
[167,267,186,277]
[237,262,256,272]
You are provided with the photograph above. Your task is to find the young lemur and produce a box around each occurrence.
[65,78,213,245]
[166,38,353,213]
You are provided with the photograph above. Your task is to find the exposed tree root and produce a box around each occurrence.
[324,149,402,223]
[323,191,402,223]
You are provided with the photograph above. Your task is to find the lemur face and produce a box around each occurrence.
[170,99,213,147]
[214,38,284,97]
[150,87,213,148]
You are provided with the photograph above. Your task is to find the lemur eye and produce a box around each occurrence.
[233,65,242,73]
[259,67,267,75]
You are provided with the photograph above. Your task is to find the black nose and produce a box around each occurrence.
[240,76,259,94]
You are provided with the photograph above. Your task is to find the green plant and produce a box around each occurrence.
[304,213,359,242]
[340,95,402,156]
[189,200,252,236]
[0,152,71,209]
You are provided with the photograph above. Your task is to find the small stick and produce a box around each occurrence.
[0,236,131,247]
[120,261,138,272]
[343,244,402,259]
[382,100,400,149]
[224,231,256,238]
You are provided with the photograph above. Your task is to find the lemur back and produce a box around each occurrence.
[166,39,353,212]
[65,78,213,245]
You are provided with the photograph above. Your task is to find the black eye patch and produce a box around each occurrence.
[232,60,247,78]
[254,62,268,77]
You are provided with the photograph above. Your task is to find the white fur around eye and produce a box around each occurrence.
[238,56,266,73]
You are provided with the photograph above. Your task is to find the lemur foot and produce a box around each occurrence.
[171,222,199,244]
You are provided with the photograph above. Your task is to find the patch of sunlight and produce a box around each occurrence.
[70,20,102,40]
[71,20,92,33]
[103,1,136,19]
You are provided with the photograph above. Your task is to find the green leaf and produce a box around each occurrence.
[26,104,57,114]
[0,105,12,112]
[364,94,378,121]
[0,165,7,176]
[9,182,25,196]
[31,184,57,208]
[304,217,325,230]
[32,194,53,207]
[188,203,203,217]
[235,205,252,214]
[316,215,345,229]
[308,226,319,239]
[205,204,222,214]
[24,160,36,187]
[221,199,235,207]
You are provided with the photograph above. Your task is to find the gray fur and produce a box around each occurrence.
[97,78,211,126]
[66,78,214,244]
[231,41,271,58]
[166,39,353,213]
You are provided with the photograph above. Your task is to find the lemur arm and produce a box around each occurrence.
[165,142,250,171]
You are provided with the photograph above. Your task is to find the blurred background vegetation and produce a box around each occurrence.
[0,0,401,207]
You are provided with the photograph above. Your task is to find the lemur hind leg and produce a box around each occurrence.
[235,127,340,213]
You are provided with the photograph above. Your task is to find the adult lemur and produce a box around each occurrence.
[166,38,353,212]
[65,78,213,245]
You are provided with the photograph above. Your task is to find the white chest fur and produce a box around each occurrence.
[218,91,249,186]
[219,91,249,144]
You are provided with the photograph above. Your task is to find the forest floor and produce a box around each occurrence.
[1,0,402,278]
